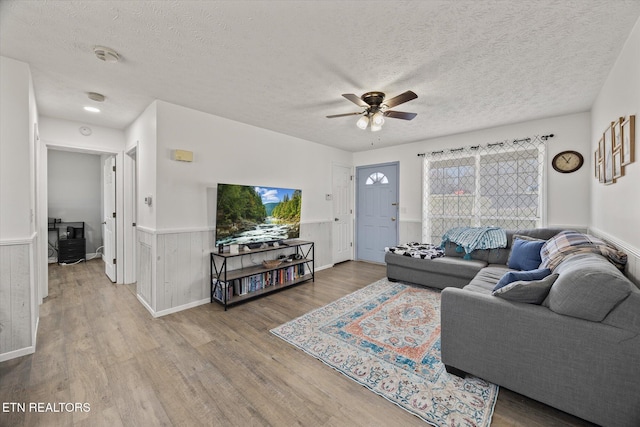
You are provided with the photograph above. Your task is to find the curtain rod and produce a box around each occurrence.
[416,133,554,157]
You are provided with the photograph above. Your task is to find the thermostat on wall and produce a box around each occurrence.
[173,149,193,162]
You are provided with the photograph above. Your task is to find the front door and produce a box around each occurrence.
[356,162,399,263]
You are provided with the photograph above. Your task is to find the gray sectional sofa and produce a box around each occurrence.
[385,228,640,427]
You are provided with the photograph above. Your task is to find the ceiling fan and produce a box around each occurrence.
[326,90,418,131]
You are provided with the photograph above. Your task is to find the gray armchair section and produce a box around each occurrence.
[441,286,640,427]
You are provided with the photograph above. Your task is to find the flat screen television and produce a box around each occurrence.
[215,183,301,246]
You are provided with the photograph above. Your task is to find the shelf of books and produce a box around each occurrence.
[210,240,314,309]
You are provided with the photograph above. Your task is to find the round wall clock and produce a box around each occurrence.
[552,150,584,173]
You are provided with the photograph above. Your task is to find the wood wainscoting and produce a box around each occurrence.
[0,235,37,362]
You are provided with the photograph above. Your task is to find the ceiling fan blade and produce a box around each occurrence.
[326,112,362,118]
[342,93,369,108]
[383,110,417,120]
[382,90,418,109]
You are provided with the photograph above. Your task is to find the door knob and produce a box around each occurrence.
[391,217,396,221]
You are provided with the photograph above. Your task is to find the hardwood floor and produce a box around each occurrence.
[0,260,596,427]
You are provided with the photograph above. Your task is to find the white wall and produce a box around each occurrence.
[353,112,592,242]
[126,100,353,316]
[47,150,102,255]
[154,101,351,230]
[0,57,33,240]
[0,56,39,361]
[39,117,126,153]
[125,102,157,230]
[590,16,640,251]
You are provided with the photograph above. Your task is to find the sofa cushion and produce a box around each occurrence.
[443,228,567,264]
[442,241,511,263]
[507,238,545,270]
[494,268,552,291]
[603,287,640,333]
[492,274,559,304]
[386,253,487,279]
[463,266,511,294]
[546,253,633,322]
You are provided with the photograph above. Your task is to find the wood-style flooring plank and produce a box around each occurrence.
[0,259,596,427]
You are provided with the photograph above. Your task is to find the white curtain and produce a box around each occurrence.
[422,137,546,243]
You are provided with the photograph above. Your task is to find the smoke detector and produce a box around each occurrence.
[87,92,106,102]
[93,46,120,63]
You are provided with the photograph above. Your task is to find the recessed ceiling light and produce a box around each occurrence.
[84,106,101,113]
[93,46,120,63]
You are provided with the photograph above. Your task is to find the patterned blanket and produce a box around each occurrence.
[440,227,507,258]
[385,243,445,259]
[540,230,627,271]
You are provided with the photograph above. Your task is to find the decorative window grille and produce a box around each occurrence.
[366,172,389,185]
[422,136,546,244]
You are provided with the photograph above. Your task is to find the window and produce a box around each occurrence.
[366,172,389,185]
[422,139,545,243]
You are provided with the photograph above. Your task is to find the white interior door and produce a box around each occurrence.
[332,164,352,264]
[127,147,137,284]
[103,155,116,282]
[356,162,399,263]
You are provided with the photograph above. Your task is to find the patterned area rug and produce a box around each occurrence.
[271,278,498,426]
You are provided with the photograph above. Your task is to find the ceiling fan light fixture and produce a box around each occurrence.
[327,90,417,132]
[371,111,385,126]
[356,115,369,130]
[370,122,383,132]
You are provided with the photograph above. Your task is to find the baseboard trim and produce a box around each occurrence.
[33,316,39,353]
[0,315,40,361]
[137,293,210,318]
[136,294,156,317]
[0,344,36,362]
[154,298,210,318]
[136,268,332,318]
[316,264,333,272]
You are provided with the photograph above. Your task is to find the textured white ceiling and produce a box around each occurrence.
[1,1,639,152]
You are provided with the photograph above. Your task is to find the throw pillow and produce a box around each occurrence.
[492,274,559,304]
[507,238,545,270]
[493,268,552,291]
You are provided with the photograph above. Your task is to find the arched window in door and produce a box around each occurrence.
[365,172,389,185]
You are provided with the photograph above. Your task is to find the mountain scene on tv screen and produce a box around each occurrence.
[216,184,301,245]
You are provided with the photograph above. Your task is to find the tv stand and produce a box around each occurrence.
[210,239,314,310]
